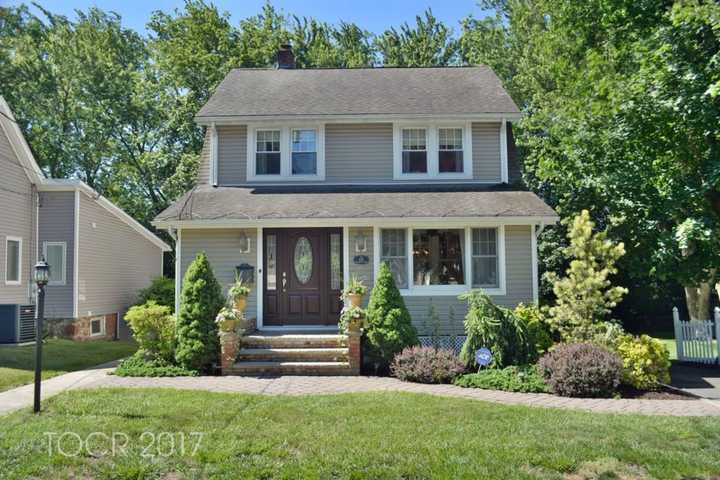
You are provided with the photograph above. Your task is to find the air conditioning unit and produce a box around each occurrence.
[0,304,36,344]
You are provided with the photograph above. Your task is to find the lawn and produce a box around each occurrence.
[0,339,136,392]
[1,389,719,479]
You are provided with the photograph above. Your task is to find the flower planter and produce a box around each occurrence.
[217,318,238,332]
[234,296,248,313]
[346,293,363,308]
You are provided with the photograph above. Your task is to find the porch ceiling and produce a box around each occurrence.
[154,184,557,225]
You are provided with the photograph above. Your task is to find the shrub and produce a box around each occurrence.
[538,343,623,397]
[590,321,627,351]
[175,252,225,371]
[115,352,198,377]
[454,365,549,393]
[364,262,418,371]
[391,346,465,384]
[124,301,175,362]
[459,291,533,368]
[514,303,553,361]
[136,277,175,309]
[617,335,671,390]
[544,210,628,342]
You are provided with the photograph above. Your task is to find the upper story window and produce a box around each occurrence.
[393,122,472,180]
[291,129,317,175]
[247,125,325,181]
[5,236,21,285]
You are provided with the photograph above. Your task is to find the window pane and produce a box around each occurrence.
[381,229,408,289]
[473,228,497,256]
[330,233,342,291]
[472,257,498,287]
[256,152,281,174]
[402,151,427,173]
[46,244,65,283]
[413,229,464,286]
[439,151,463,173]
[292,129,316,152]
[438,128,463,150]
[266,235,277,291]
[292,152,317,175]
[256,130,280,152]
[6,239,19,282]
[402,128,426,150]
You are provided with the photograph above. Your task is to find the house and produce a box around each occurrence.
[153,46,558,374]
[0,97,170,344]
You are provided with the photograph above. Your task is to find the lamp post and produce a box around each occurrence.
[33,258,49,414]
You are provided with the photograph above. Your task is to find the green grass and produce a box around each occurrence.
[1,388,719,479]
[0,339,136,392]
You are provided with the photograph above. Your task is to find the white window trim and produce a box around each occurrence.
[5,236,22,286]
[43,241,67,286]
[393,122,473,180]
[247,124,325,182]
[90,316,106,337]
[374,225,506,296]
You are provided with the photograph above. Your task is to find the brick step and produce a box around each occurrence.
[226,361,353,376]
[237,347,348,362]
[242,334,346,349]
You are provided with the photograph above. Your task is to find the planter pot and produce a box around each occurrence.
[347,293,363,308]
[234,296,248,312]
[217,319,238,332]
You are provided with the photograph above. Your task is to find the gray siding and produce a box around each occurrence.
[325,124,393,181]
[38,191,75,318]
[179,229,257,319]
[217,125,247,185]
[0,120,35,305]
[77,193,163,317]
[196,129,212,186]
[472,122,502,182]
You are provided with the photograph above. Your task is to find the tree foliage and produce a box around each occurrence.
[545,210,628,341]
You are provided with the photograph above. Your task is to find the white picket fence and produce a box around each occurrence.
[673,306,720,365]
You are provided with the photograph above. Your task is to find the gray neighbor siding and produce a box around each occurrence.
[180,229,257,319]
[0,120,35,305]
[213,122,506,185]
[77,193,162,317]
[38,191,75,318]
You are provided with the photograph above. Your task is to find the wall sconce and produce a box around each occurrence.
[354,232,368,253]
[239,231,251,254]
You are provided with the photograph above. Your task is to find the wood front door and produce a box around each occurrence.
[263,228,343,326]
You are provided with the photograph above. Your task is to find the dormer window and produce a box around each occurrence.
[247,125,325,181]
[393,122,472,180]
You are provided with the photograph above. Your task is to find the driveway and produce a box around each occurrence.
[671,363,720,400]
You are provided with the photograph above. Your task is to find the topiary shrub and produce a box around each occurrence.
[538,343,623,397]
[391,346,465,384]
[514,303,554,362]
[459,291,533,368]
[617,335,671,391]
[454,365,548,393]
[124,301,175,362]
[175,252,225,372]
[364,262,418,372]
[115,352,198,377]
[136,277,175,309]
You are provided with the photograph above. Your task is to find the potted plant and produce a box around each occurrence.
[216,307,240,332]
[229,277,251,313]
[342,275,367,308]
[339,304,366,333]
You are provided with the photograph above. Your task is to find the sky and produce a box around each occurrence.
[5,1,493,36]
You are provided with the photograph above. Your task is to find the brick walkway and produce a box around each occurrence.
[78,372,720,417]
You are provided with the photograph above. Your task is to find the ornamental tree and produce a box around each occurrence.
[545,210,628,341]
[175,252,225,371]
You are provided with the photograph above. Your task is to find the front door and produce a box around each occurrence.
[263,228,343,326]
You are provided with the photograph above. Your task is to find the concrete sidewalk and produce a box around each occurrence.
[671,363,720,400]
[0,362,117,416]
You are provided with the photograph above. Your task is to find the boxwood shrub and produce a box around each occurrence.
[454,365,549,393]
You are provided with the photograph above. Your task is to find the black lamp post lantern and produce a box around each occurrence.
[33,258,49,413]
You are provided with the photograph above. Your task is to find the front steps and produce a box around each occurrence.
[226,332,355,376]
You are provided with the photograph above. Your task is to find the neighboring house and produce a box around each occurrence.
[0,97,170,343]
[153,46,558,373]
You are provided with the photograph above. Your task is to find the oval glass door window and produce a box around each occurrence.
[294,237,313,284]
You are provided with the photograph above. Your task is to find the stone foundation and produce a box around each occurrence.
[47,313,118,341]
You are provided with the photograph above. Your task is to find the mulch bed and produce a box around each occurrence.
[618,385,698,400]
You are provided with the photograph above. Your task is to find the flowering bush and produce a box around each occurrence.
[617,335,671,390]
[391,346,465,384]
[538,343,623,397]
[339,305,366,333]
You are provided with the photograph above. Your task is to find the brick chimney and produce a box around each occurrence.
[277,44,295,69]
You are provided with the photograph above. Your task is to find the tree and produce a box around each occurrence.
[376,9,458,66]
[545,210,628,341]
[175,252,225,371]
[364,262,418,371]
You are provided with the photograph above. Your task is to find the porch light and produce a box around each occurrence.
[239,231,251,254]
[33,258,50,287]
[354,233,368,253]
